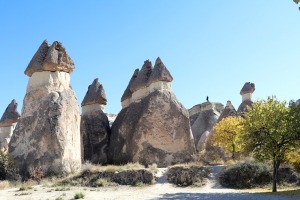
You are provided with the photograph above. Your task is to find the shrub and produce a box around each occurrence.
[0,151,20,180]
[29,166,44,183]
[74,192,85,199]
[219,161,271,188]
[167,164,210,186]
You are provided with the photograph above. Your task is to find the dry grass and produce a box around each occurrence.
[241,185,300,194]
[168,162,204,169]
[81,162,145,173]
[0,181,10,190]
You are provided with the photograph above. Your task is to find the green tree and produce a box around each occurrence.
[212,116,244,160]
[242,97,300,192]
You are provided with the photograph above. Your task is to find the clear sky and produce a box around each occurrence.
[0,1,299,115]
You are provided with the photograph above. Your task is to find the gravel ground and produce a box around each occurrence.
[0,166,299,200]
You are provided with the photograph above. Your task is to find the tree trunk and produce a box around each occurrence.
[272,160,280,192]
[231,144,235,160]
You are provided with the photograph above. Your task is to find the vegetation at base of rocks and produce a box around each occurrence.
[219,161,300,189]
[55,186,71,191]
[55,197,64,200]
[0,151,20,181]
[285,150,300,173]
[19,185,33,191]
[219,161,272,189]
[167,163,210,187]
[29,166,44,183]
[212,116,244,160]
[74,192,85,199]
[56,162,154,187]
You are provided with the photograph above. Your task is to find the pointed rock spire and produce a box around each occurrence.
[0,99,20,127]
[148,57,173,85]
[25,40,75,77]
[240,82,255,95]
[130,60,153,92]
[217,100,237,122]
[82,78,107,106]
[121,69,139,101]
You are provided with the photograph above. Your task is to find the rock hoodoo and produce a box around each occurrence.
[0,100,20,152]
[188,102,224,151]
[217,100,237,122]
[9,40,81,177]
[237,82,255,114]
[109,57,195,167]
[81,78,110,164]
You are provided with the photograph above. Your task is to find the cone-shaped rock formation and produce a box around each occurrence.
[9,40,81,178]
[0,100,20,152]
[109,57,195,167]
[81,78,110,164]
[217,101,237,122]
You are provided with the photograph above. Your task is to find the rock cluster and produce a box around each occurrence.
[9,40,81,177]
[81,78,110,164]
[237,82,255,114]
[189,102,224,151]
[0,100,20,152]
[109,58,195,167]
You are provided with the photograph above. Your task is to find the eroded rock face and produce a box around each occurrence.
[9,41,80,177]
[189,102,224,151]
[0,100,20,152]
[81,79,110,164]
[110,58,195,167]
[25,40,75,77]
[110,91,195,167]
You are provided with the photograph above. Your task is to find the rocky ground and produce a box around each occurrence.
[0,166,299,200]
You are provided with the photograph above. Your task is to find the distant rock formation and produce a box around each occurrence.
[109,58,195,167]
[188,102,224,151]
[217,101,237,122]
[237,82,255,114]
[81,78,110,164]
[9,40,81,177]
[0,100,20,152]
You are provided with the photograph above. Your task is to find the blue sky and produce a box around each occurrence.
[0,1,299,115]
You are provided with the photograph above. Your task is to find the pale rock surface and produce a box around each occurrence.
[81,79,110,164]
[9,41,81,177]
[0,100,20,152]
[109,58,195,167]
[189,102,224,152]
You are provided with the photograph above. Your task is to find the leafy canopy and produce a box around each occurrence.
[212,116,244,159]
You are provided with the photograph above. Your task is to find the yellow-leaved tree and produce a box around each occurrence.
[212,116,244,160]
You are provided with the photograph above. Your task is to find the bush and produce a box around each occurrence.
[219,161,271,189]
[0,151,20,180]
[112,170,153,185]
[74,192,84,199]
[167,164,210,186]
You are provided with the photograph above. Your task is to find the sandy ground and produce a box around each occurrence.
[0,166,299,200]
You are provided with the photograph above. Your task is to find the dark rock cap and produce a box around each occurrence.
[217,100,237,122]
[121,69,139,101]
[0,99,20,127]
[148,57,173,85]
[240,82,255,95]
[81,78,107,106]
[25,40,75,77]
[130,60,153,92]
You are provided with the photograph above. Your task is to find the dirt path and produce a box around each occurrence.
[0,166,299,200]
